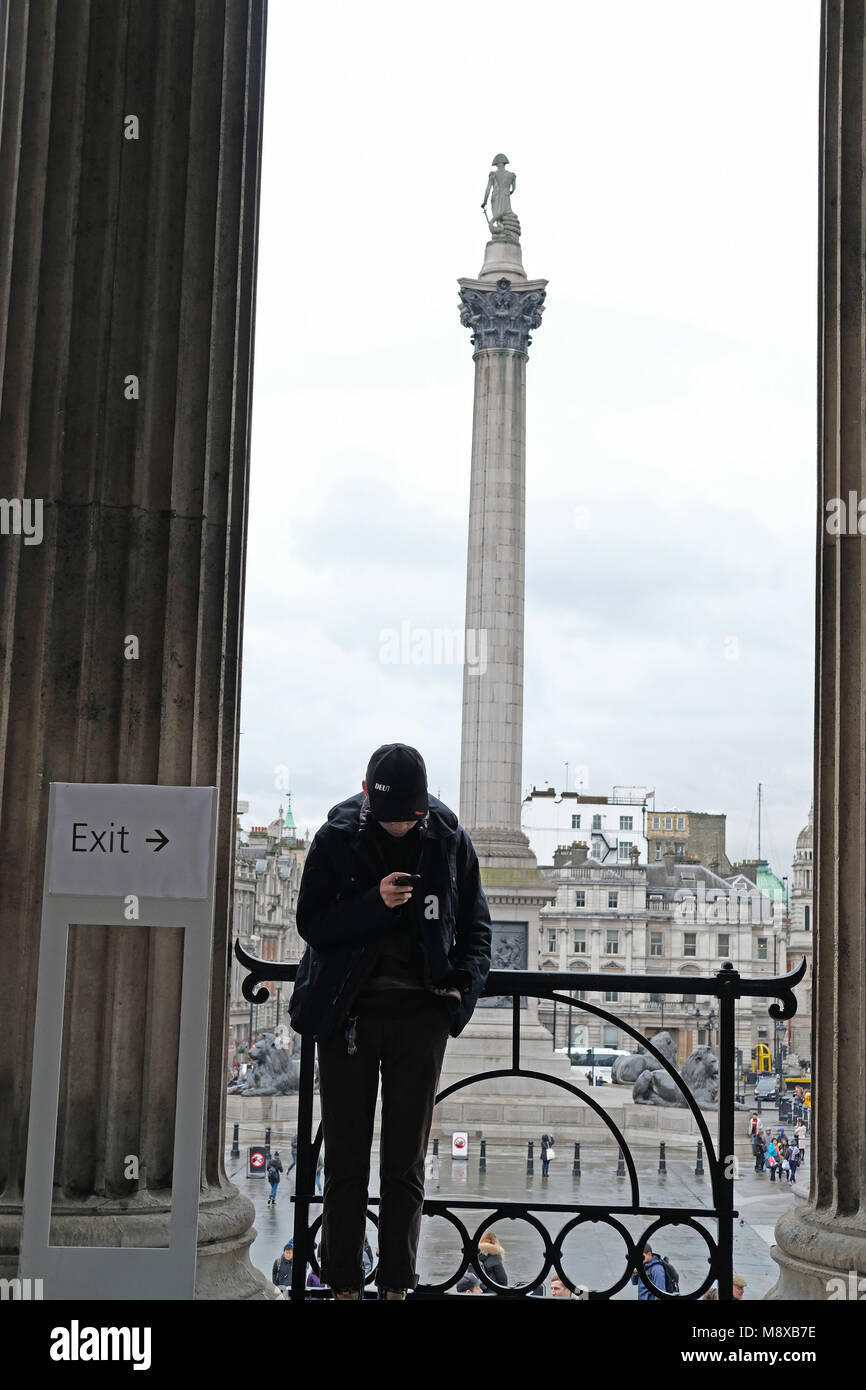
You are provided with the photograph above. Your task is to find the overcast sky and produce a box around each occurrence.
[238,0,820,879]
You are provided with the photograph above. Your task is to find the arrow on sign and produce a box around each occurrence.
[146,828,169,853]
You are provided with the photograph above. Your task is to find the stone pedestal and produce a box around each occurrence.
[769,0,866,1300]
[0,2,269,1297]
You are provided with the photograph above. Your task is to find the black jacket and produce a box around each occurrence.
[288,792,492,1042]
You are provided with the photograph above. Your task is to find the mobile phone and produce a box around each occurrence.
[393,874,420,886]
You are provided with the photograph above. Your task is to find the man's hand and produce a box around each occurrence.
[379,871,415,909]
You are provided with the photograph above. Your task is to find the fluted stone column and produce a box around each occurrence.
[0,0,270,1297]
[457,271,546,864]
[770,0,866,1299]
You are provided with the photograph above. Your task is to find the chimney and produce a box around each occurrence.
[572,840,589,864]
[663,850,675,874]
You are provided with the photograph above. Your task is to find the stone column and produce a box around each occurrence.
[770,0,866,1299]
[457,273,547,864]
[0,0,269,1297]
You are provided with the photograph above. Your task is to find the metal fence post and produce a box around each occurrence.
[658,1141,667,1174]
[231,1122,240,1158]
[616,1148,625,1177]
[695,1141,704,1176]
[572,1140,581,1178]
[527,1140,534,1175]
[479,1138,487,1173]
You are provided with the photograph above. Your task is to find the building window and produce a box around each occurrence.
[547,929,557,953]
[574,890,585,908]
[652,815,660,829]
[571,814,581,829]
[604,990,618,1003]
[654,843,662,860]
[664,816,672,829]
[618,841,632,859]
[684,932,697,957]
[606,929,618,953]
[674,842,685,854]
[620,815,633,831]
[592,814,602,830]
[683,992,696,1004]
[574,989,587,1001]
[718,932,730,957]
[804,905,810,931]
[650,932,663,956]
[603,1025,619,1046]
[757,937,768,960]
[592,840,604,859]
[649,991,662,1002]
[677,816,685,830]
[573,928,586,952]
[608,892,618,910]
[758,1026,768,1038]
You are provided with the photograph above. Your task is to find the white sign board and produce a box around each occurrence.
[451,1131,468,1160]
[20,783,218,1300]
[47,782,214,899]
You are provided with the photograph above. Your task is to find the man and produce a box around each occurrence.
[630,1245,667,1300]
[266,1150,283,1206]
[551,1276,575,1299]
[272,1241,293,1293]
[289,743,492,1301]
[732,1272,747,1300]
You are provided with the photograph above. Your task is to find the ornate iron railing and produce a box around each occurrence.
[234,941,805,1301]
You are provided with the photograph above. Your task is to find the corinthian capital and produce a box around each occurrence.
[459,277,546,354]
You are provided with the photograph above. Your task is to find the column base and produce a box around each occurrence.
[0,1184,278,1300]
[767,1206,866,1300]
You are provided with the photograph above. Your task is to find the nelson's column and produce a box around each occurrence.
[437,158,573,1117]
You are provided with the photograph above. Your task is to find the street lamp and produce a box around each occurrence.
[694,1006,717,1051]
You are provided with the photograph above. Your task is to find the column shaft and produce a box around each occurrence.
[771,0,866,1297]
[0,0,269,1297]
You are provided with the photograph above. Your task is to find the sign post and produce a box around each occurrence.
[19,783,219,1300]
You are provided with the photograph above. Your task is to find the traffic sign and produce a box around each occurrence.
[451,1131,468,1160]
[249,1147,268,1178]
[47,783,215,899]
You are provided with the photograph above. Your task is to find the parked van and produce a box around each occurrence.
[566,1049,633,1084]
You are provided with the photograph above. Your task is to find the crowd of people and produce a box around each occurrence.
[748,1112,807,1183]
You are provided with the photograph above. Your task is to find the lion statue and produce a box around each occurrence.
[632,1045,742,1110]
[228,1031,302,1096]
[611,1031,678,1084]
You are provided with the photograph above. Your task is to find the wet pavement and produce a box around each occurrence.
[227,1137,808,1300]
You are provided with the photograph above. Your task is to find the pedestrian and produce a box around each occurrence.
[361,1235,374,1277]
[788,1142,800,1184]
[732,1272,747,1300]
[288,743,492,1301]
[541,1133,556,1177]
[630,1245,667,1300]
[748,1111,758,1138]
[551,1276,575,1299]
[285,1134,298,1175]
[272,1241,293,1291]
[478,1231,508,1289]
[701,1287,718,1300]
[753,1128,766,1173]
[266,1150,283,1206]
[767,1138,779,1182]
[456,1273,484,1294]
[795,1119,807,1157]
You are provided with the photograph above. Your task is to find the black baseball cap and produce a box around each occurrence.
[365,743,428,821]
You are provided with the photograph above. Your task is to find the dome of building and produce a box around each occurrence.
[796,803,813,853]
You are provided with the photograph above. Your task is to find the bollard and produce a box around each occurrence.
[265,1126,271,1156]
[527,1140,534,1175]
[616,1148,625,1178]
[433,1136,439,1157]
[572,1141,581,1178]
[695,1141,704,1176]
[231,1123,240,1159]
[479,1138,487,1173]
[658,1141,667,1174]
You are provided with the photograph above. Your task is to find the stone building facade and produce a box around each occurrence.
[536,842,784,1070]
[646,808,733,874]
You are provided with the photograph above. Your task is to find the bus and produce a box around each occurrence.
[564,1048,633,1084]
